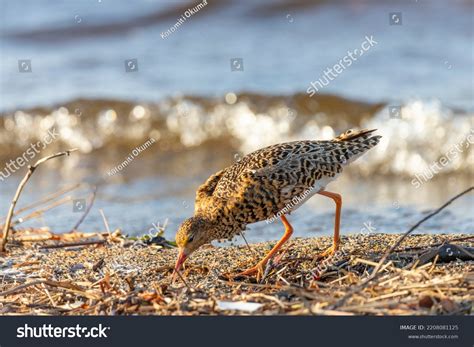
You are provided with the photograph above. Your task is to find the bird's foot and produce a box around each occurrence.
[314,242,339,261]
[224,248,288,281]
[232,250,288,280]
[229,261,266,281]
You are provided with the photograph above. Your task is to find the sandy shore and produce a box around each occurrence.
[0,230,472,315]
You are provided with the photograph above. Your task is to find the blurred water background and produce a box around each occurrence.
[0,0,472,242]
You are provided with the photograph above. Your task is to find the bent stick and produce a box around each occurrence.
[0,149,78,252]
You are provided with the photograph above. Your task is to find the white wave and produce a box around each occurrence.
[363,99,473,176]
[1,97,472,177]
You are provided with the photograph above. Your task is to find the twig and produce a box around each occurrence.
[0,279,86,297]
[394,235,474,252]
[99,209,111,236]
[217,278,290,290]
[40,239,106,249]
[310,307,355,316]
[0,183,82,223]
[173,269,192,290]
[0,149,78,252]
[41,283,57,307]
[245,293,286,309]
[0,279,47,296]
[239,231,255,255]
[11,196,72,226]
[70,186,97,232]
[372,186,473,276]
[331,186,473,309]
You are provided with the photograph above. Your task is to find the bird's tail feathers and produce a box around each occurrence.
[332,128,382,165]
[334,128,377,142]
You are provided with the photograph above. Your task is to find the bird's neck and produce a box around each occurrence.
[195,207,242,241]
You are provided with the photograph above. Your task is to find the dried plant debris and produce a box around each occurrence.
[0,229,472,316]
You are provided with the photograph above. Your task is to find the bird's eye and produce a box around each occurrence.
[188,235,194,243]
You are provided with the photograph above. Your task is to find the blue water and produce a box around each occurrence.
[0,0,472,111]
[0,0,473,241]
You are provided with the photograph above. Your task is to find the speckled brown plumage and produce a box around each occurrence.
[194,128,380,239]
[174,128,381,277]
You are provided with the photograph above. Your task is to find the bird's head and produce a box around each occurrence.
[174,216,213,274]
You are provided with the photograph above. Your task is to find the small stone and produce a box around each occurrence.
[418,295,434,308]
[70,263,85,272]
[440,298,459,313]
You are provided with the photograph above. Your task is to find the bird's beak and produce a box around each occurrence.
[175,249,187,271]
[172,248,187,282]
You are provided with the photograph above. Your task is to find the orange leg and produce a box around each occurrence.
[236,215,294,277]
[316,190,342,257]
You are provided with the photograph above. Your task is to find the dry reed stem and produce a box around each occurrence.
[1,149,78,252]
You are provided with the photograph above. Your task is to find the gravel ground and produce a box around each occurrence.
[0,231,472,315]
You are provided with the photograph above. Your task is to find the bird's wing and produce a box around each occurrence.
[222,155,330,222]
[216,142,343,193]
[194,169,226,214]
[197,133,380,222]
[241,153,341,196]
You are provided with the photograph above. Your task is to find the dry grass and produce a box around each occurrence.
[0,229,472,315]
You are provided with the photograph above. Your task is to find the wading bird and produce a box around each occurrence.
[174,129,381,278]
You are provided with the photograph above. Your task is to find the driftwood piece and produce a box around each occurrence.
[417,244,474,265]
[40,239,106,249]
